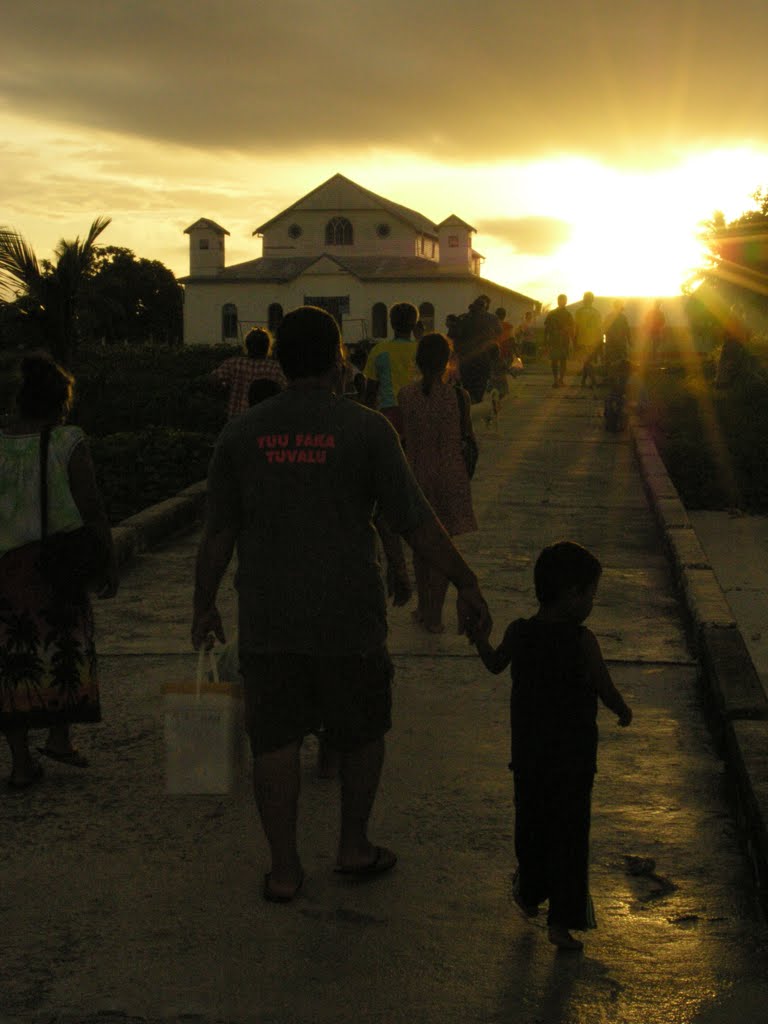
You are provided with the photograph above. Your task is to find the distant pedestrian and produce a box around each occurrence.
[365,302,421,604]
[496,307,514,365]
[603,301,631,370]
[399,333,478,633]
[643,300,666,363]
[365,302,419,435]
[573,292,603,357]
[514,310,536,357]
[211,327,287,419]
[455,295,502,403]
[469,541,632,951]
[543,295,575,387]
[248,377,282,407]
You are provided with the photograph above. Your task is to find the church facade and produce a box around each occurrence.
[181,173,540,345]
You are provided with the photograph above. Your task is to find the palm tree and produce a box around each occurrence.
[0,216,111,362]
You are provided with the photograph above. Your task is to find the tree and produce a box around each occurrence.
[79,246,183,346]
[700,190,768,314]
[0,217,111,362]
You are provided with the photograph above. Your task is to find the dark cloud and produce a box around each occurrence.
[1,1,767,162]
[477,216,572,254]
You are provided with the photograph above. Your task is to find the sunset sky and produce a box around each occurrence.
[3,0,768,306]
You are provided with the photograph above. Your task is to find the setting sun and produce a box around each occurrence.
[468,149,768,302]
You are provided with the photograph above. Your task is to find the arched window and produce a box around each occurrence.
[419,302,435,333]
[222,303,238,341]
[325,217,353,246]
[371,302,388,338]
[268,303,283,333]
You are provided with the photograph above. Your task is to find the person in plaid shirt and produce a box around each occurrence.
[211,328,287,418]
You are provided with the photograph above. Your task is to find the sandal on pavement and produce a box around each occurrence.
[334,845,397,878]
[548,926,583,951]
[8,762,44,790]
[263,871,304,904]
[38,747,89,768]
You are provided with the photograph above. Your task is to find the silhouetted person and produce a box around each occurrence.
[211,327,286,419]
[248,378,282,407]
[544,294,575,387]
[514,310,536,357]
[192,305,491,903]
[365,302,421,605]
[574,292,603,356]
[643,300,666,363]
[455,295,502,403]
[470,541,632,951]
[603,301,631,371]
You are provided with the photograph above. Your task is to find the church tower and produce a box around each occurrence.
[437,215,476,273]
[184,218,229,276]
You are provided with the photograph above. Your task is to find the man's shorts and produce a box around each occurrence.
[239,647,393,755]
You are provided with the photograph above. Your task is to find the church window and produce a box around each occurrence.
[288,224,302,239]
[199,238,210,250]
[268,303,284,333]
[419,302,435,333]
[222,303,238,341]
[376,223,391,239]
[371,302,388,338]
[325,217,353,246]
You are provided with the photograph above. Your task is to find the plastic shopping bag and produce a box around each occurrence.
[164,647,245,795]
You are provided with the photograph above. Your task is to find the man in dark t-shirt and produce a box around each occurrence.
[192,305,491,903]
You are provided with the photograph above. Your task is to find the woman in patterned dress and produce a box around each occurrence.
[398,333,478,633]
[0,354,118,788]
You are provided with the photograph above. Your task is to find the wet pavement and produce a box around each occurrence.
[3,366,768,1023]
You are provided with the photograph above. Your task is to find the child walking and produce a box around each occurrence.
[471,541,632,951]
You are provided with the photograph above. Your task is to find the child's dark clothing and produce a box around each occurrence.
[501,616,601,930]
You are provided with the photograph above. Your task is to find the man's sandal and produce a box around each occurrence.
[334,846,397,878]
[38,747,89,768]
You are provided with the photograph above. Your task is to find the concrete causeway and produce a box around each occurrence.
[4,366,768,1024]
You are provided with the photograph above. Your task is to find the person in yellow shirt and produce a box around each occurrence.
[366,302,419,436]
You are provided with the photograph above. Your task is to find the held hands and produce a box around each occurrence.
[456,582,492,644]
[191,605,226,651]
[96,561,120,599]
[617,705,633,728]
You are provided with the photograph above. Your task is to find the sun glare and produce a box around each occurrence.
[479,148,768,301]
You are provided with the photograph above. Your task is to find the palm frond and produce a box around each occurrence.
[0,227,43,299]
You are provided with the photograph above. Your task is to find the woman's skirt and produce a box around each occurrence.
[0,543,101,729]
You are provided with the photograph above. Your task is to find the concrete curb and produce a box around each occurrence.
[630,414,768,914]
[111,479,207,570]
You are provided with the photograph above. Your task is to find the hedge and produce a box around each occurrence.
[643,359,768,511]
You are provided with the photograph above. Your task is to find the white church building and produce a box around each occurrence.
[181,173,540,346]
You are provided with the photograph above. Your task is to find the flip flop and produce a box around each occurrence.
[263,871,304,904]
[334,845,397,878]
[37,747,89,768]
[8,762,44,790]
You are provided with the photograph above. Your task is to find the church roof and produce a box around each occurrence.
[438,214,477,231]
[180,252,538,303]
[253,173,439,238]
[184,218,229,235]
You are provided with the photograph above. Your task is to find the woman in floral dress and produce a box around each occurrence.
[398,333,478,632]
[0,354,117,788]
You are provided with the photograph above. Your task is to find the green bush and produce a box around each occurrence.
[90,427,215,522]
[644,365,768,511]
[69,342,236,435]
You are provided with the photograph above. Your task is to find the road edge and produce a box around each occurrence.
[630,414,768,917]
